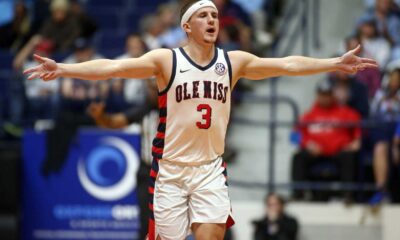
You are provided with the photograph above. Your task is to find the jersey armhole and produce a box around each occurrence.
[223,50,233,89]
[158,49,177,96]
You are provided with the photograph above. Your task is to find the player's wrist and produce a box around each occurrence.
[332,57,342,71]
[57,63,66,77]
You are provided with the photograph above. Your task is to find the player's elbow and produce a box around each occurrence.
[283,57,302,75]
[109,60,125,79]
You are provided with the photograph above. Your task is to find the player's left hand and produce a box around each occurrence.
[337,45,378,74]
[23,54,60,81]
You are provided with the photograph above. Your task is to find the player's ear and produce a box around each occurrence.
[182,23,191,34]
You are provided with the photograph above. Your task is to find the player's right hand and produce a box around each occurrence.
[23,54,59,81]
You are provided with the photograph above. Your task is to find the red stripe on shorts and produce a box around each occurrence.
[148,219,156,240]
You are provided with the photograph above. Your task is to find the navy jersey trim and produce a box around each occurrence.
[158,49,177,96]
[223,50,233,88]
[179,47,218,71]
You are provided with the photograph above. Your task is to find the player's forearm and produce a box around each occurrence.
[58,59,118,80]
[284,56,341,76]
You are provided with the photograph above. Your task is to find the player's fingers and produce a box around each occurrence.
[42,72,51,80]
[341,65,355,74]
[360,63,378,69]
[43,72,56,81]
[33,54,46,63]
[351,44,361,55]
[27,72,40,80]
[45,72,54,80]
[23,66,39,75]
[47,72,57,80]
[360,57,377,64]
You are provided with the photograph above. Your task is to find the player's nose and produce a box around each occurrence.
[207,15,215,24]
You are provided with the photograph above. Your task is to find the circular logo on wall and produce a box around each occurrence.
[215,63,226,76]
[77,137,139,201]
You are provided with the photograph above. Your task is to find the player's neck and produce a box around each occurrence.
[183,40,215,66]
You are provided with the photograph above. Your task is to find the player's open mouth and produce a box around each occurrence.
[206,28,216,34]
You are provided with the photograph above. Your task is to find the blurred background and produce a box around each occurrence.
[1,0,400,239]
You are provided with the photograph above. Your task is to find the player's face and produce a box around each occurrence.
[187,7,219,44]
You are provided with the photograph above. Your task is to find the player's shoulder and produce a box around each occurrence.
[144,49,174,70]
[226,50,254,59]
[226,50,257,66]
[146,48,173,59]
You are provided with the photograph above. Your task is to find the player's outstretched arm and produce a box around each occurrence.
[229,45,378,85]
[23,49,171,81]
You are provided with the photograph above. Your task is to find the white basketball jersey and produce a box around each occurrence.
[152,47,232,164]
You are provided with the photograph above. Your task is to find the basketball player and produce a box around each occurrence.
[24,1,377,239]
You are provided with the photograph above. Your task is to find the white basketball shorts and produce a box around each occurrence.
[147,157,235,240]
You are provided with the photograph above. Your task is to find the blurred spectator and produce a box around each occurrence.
[356,16,391,68]
[0,2,31,52]
[391,121,400,202]
[60,38,105,113]
[41,37,104,176]
[107,33,149,113]
[14,0,81,69]
[30,0,52,34]
[252,193,298,240]
[232,0,264,14]
[343,36,382,99]
[37,0,81,50]
[140,14,164,50]
[364,0,400,11]
[214,0,252,27]
[264,0,285,30]
[230,0,272,51]
[369,67,400,199]
[215,0,252,51]
[87,81,157,130]
[358,0,400,60]
[218,24,241,51]
[157,2,186,48]
[0,0,14,27]
[329,70,370,119]
[23,39,58,124]
[70,0,98,39]
[292,79,361,200]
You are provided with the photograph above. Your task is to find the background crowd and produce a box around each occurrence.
[291,0,400,204]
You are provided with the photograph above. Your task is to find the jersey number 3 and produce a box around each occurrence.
[196,104,212,129]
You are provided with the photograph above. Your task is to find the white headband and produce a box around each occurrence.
[180,0,218,28]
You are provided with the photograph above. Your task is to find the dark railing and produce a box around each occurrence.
[232,92,400,194]
[246,0,323,193]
